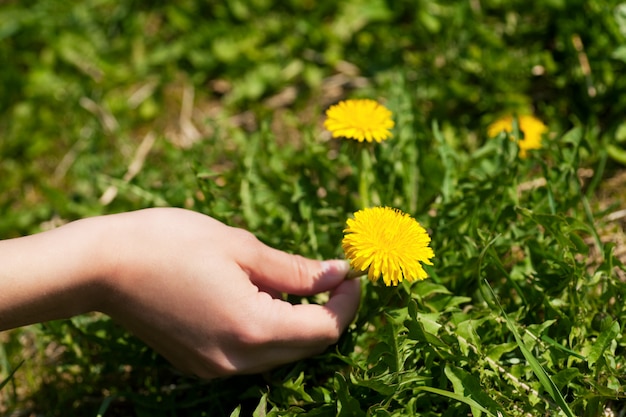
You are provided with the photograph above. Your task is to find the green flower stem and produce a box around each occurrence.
[346,268,367,280]
[358,146,373,208]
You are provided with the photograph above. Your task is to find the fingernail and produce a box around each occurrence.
[321,260,351,277]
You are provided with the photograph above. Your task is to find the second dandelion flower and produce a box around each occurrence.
[324,99,394,143]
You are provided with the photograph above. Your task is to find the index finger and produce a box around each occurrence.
[230,228,351,295]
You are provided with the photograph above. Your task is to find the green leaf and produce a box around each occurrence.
[335,373,365,417]
[281,371,315,403]
[349,371,397,396]
[551,368,581,390]
[486,342,518,363]
[405,316,448,349]
[607,143,626,165]
[416,386,496,417]
[455,319,485,356]
[413,281,452,298]
[253,393,268,417]
[588,320,620,367]
[444,365,502,417]
[540,334,585,360]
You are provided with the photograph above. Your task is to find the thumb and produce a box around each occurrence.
[239,241,351,295]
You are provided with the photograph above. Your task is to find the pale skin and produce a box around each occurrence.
[0,208,361,379]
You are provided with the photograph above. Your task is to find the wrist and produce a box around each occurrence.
[0,216,109,330]
[71,216,117,314]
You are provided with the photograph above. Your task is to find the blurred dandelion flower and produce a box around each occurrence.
[324,99,394,143]
[342,207,434,286]
[487,114,548,158]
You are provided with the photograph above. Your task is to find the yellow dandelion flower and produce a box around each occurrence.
[487,114,548,158]
[324,99,394,143]
[342,207,435,286]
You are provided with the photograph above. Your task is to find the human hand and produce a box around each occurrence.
[96,208,361,379]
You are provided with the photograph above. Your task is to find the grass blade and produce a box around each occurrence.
[96,396,115,417]
[0,360,23,391]
[484,280,576,417]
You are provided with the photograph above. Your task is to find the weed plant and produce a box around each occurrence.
[1,1,626,416]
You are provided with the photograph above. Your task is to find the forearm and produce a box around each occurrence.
[0,218,108,331]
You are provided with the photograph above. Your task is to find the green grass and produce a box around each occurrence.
[1,0,626,416]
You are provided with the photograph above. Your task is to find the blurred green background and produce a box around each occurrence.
[2,0,625,237]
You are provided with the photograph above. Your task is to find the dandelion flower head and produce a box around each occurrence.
[342,207,435,286]
[487,114,548,158]
[324,99,394,143]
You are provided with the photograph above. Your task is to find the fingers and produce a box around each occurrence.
[280,278,361,345]
[225,278,362,375]
[233,232,351,295]
[314,277,362,340]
